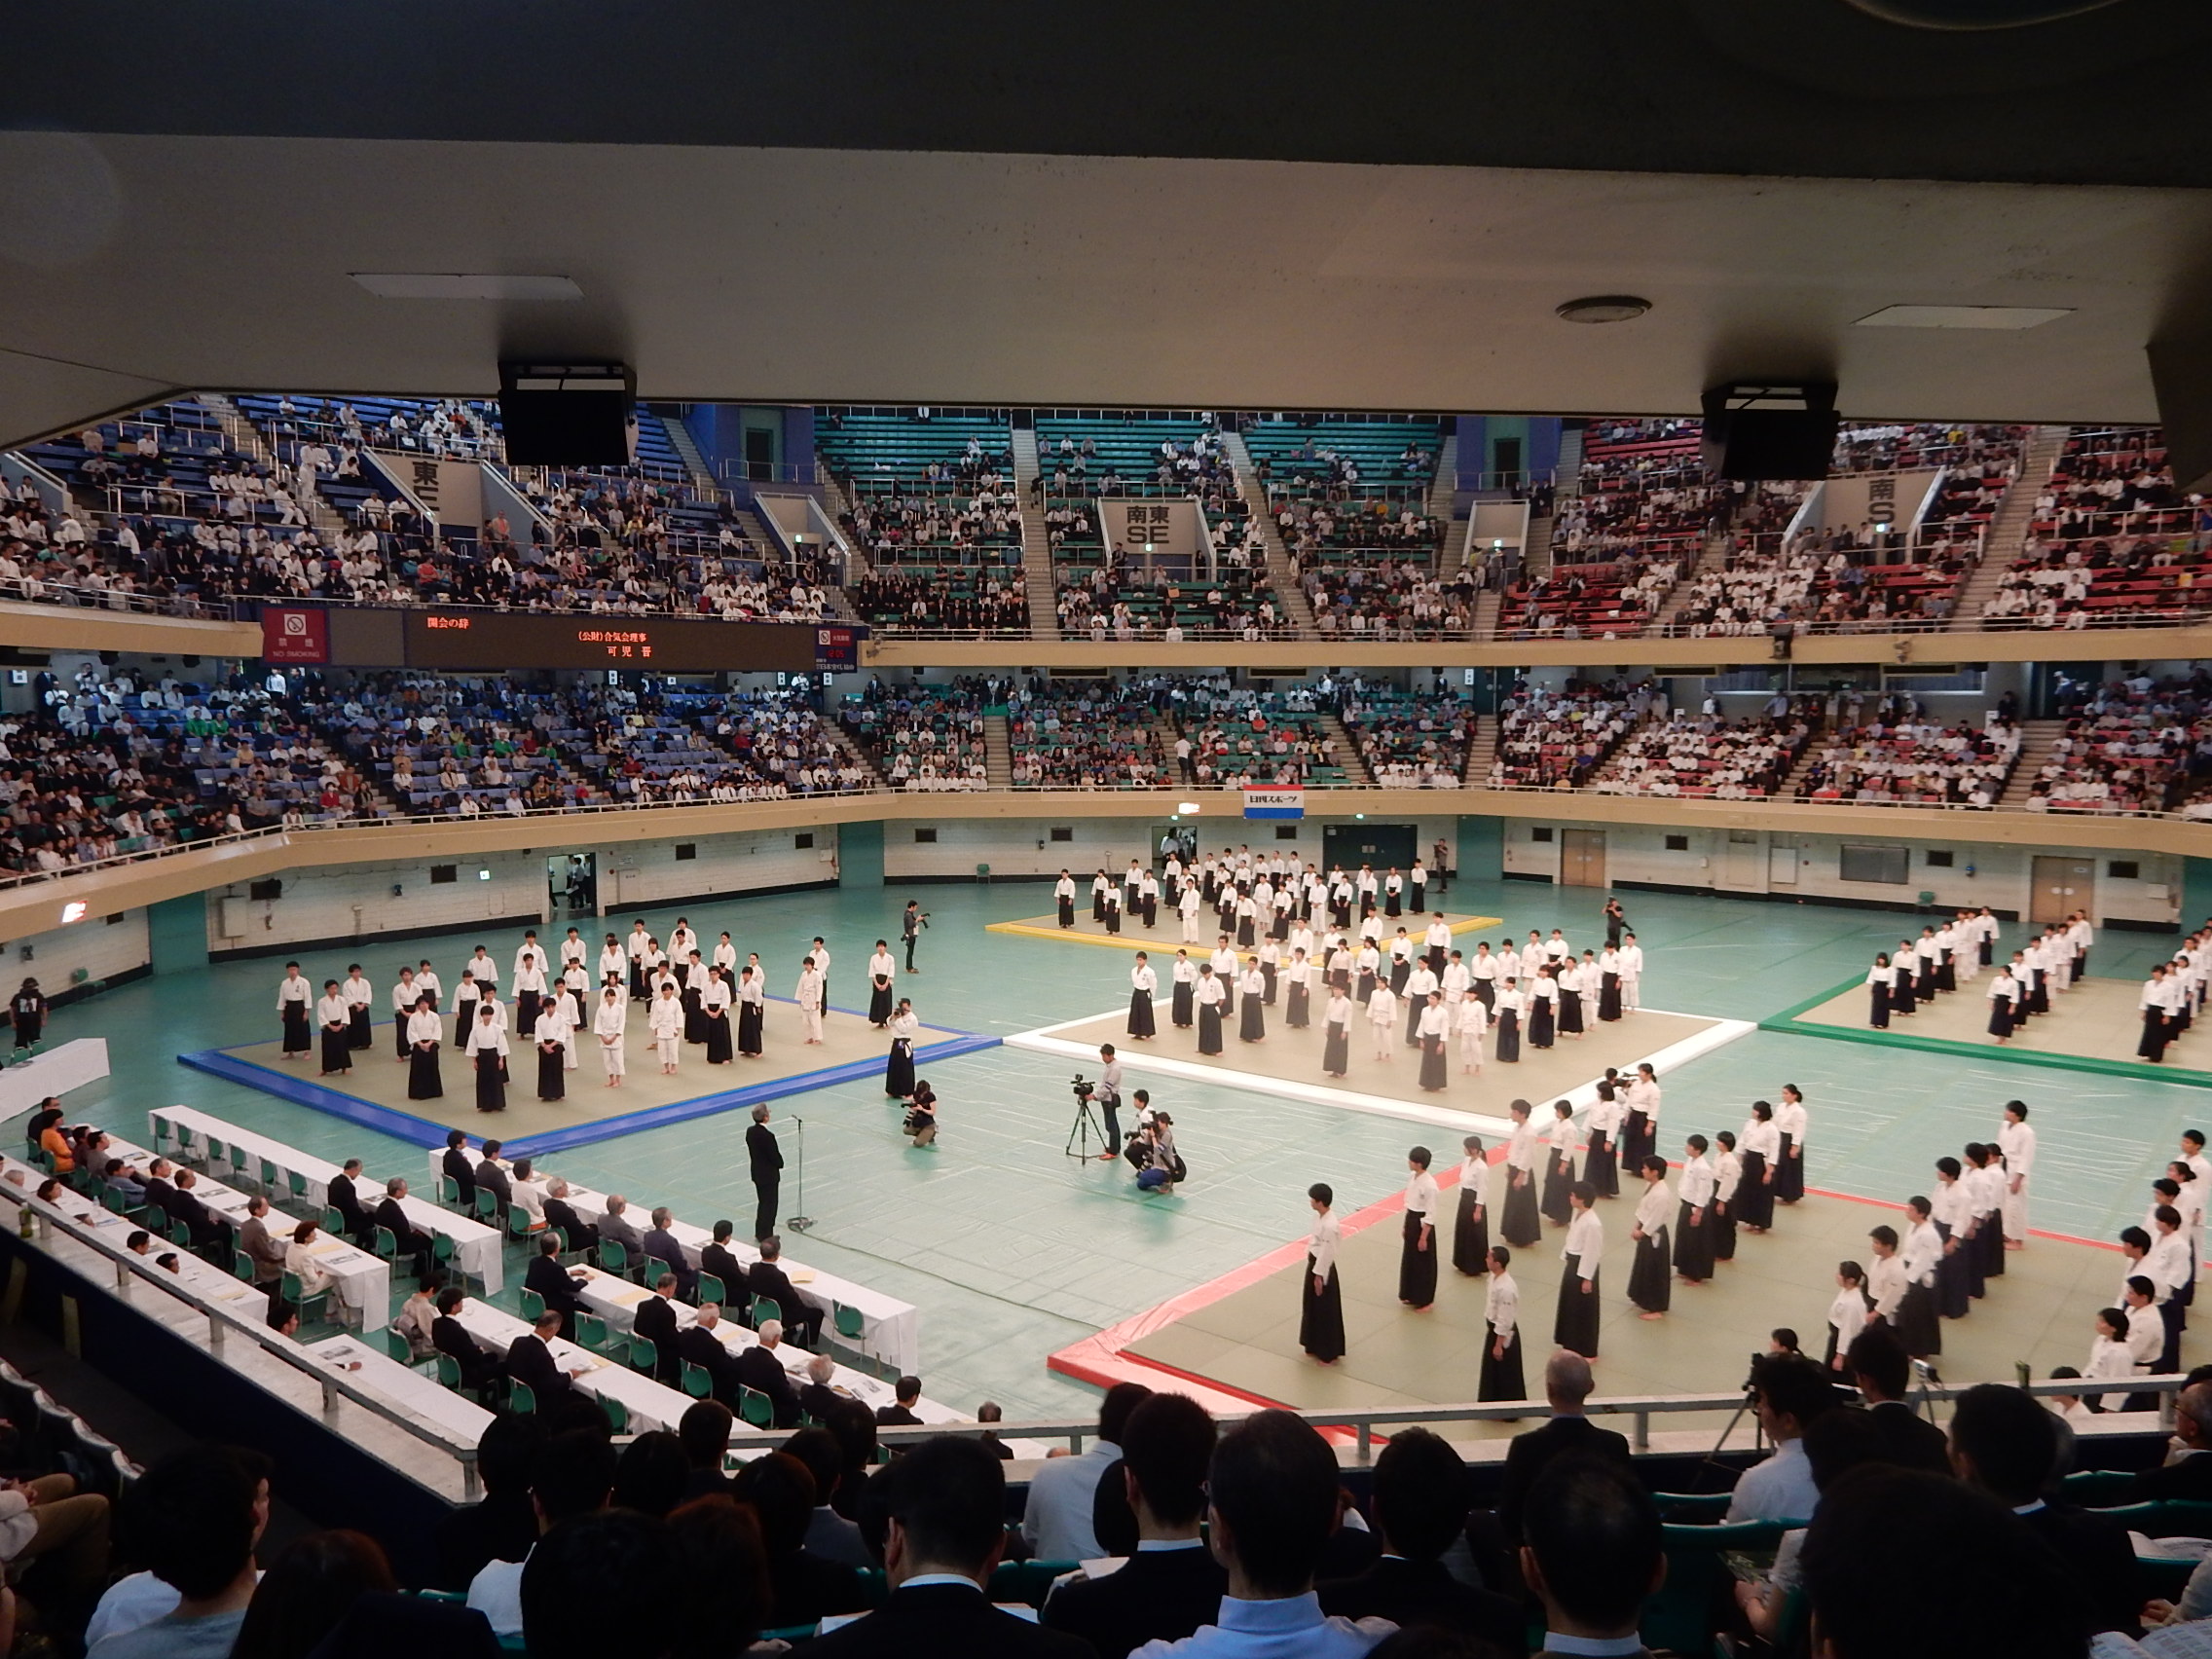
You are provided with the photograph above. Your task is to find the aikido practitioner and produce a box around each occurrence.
[343,966,375,1051]
[1501,1098,1542,1247]
[1400,1147,1439,1309]
[867,941,897,1026]
[277,962,313,1059]
[702,966,735,1064]
[317,979,353,1076]
[465,1001,507,1112]
[1479,1246,1524,1402]
[535,1003,568,1102]
[1555,1182,1604,1358]
[1128,953,1159,1041]
[649,981,684,1074]
[406,995,445,1100]
[594,986,628,1087]
[1301,1184,1346,1364]
[1676,1135,1718,1284]
[737,966,765,1057]
[1452,1134,1489,1275]
[1628,1157,1674,1319]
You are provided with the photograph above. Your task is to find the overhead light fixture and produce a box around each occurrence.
[1555,295,1652,324]
[1853,304,2071,329]
[350,273,582,301]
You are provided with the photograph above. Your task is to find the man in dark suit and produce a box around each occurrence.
[634,1273,682,1383]
[797,1351,843,1425]
[644,1207,695,1301]
[1845,1325,1949,1474]
[506,1309,576,1403]
[748,1105,783,1242]
[238,1196,287,1286]
[732,1450,870,1630]
[166,1169,230,1253]
[475,1142,513,1214]
[746,1235,823,1349]
[1320,1426,1525,1654]
[701,1219,748,1299]
[735,1320,803,1428]
[784,1427,870,1567]
[596,1195,645,1269]
[442,1129,477,1211]
[1043,1392,1227,1659]
[804,1436,1092,1659]
[677,1305,745,1409]
[542,1181,598,1254]
[1496,1348,1634,1544]
[141,1158,179,1227]
[2127,1381,2212,1501]
[875,1375,923,1427]
[524,1235,587,1340]
[1949,1382,2140,1636]
[374,1176,435,1276]
[431,1286,503,1400]
[1522,1455,1665,1659]
[679,1399,734,1501]
[326,1158,372,1244]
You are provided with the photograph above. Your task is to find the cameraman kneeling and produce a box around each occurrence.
[1134,1111,1183,1194]
[903,1079,938,1147]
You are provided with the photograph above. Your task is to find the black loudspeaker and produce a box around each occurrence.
[1700,381,1839,481]
[497,361,635,466]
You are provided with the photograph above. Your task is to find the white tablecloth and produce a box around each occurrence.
[156,1108,341,1206]
[306,1335,494,1444]
[448,1297,693,1433]
[433,1153,918,1371]
[0,1040,109,1117]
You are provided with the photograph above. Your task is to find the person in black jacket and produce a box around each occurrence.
[733,1450,869,1631]
[1494,1349,1634,1544]
[432,1286,503,1400]
[525,1235,588,1340]
[327,1159,372,1244]
[476,1142,513,1214]
[374,1176,436,1276]
[1044,1392,1227,1659]
[543,1180,598,1254]
[748,1105,784,1242]
[506,1309,576,1402]
[430,1413,548,1590]
[2125,1381,2212,1501]
[634,1273,683,1383]
[1844,1325,1950,1474]
[735,1321,803,1428]
[442,1129,477,1212]
[804,1437,1090,1659]
[1319,1426,1525,1653]
[746,1237,824,1349]
[677,1305,745,1409]
[701,1219,749,1299]
[1948,1382,2138,1637]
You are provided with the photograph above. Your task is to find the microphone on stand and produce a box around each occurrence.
[788,1114,812,1232]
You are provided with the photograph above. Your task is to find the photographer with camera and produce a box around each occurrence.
[1093,1045,1124,1161]
[903,1078,938,1147]
[1133,1112,1182,1194]
[902,901,930,974]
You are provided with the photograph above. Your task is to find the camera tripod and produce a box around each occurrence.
[1065,1097,1109,1161]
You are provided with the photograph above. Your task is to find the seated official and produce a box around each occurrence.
[595,1194,645,1264]
[542,1179,598,1253]
[327,1159,372,1243]
[734,1320,802,1429]
[1043,1392,1227,1659]
[432,1287,503,1398]
[635,1273,683,1382]
[644,1207,696,1300]
[2126,1380,2212,1502]
[746,1235,824,1349]
[524,1236,587,1340]
[442,1130,477,1211]
[374,1177,436,1277]
[677,1305,744,1408]
[798,1352,843,1425]
[700,1219,748,1295]
[876,1375,924,1427]
[101,1159,146,1206]
[167,1171,231,1252]
[505,1310,576,1402]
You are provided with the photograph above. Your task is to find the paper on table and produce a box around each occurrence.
[2100,1624,2212,1659]
[788,1268,816,1283]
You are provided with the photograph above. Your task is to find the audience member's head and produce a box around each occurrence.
[1749,1353,1837,1443]
[678,1401,733,1474]
[1544,1348,1596,1414]
[866,1435,1010,1588]
[1121,1391,1215,1538]
[730,1452,817,1557]
[522,1510,679,1659]
[667,1497,770,1659]
[1520,1456,1664,1640]
[1369,1426,1469,1564]
[1205,1410,1341,1601]
[121,1445,274,1604]
[530,1430,618,1534]
[781,1426,846,1510]
[1844,1323,1911,1405]
[612,1431,690,1518]
[477,1413,550,1501]
[1947,1382,2059,1505]
[2178,1382,2212,1450]
[230,1530,396,1659]
[1099,1380,1153,1447]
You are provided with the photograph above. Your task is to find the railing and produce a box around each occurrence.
[726,1374,2187,1461]
[0,1178,483,1496]
[0,576,239,622]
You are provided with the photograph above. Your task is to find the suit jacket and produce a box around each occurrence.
[746,1261,808,1323]
[799,1381,843,1424]
[807,1581,1092,1659]
[168,1187,226,1248]
[327,1174,369,1240]
[875,1404,922,1426]
[1863,1399,1950,1474]
[598,1211,645,1259]
[806,1505,871,1569]
[434,1316,499,1388]
[701,1242,748,1299]
[1319,1557,1526,1655]
[735,1343,801,1427]
[765,1547,869,1630]
[1041,1542,1228,1659]
[679,1324,740,1401]
[240,1215,286,1281]
[505,1332,572,1399]
[525,1254,586,1316]
[2125,1448,2212,1504]
[475,1160,512,1208]
[1496,1415,1634,1543]
[2016,1501,2139,1636]
[375,1196,426,1252]
[142,1175,177,1222]
[443,1148,477,1207]
[543,1198,598,1251]
[748,1123,784,1183]
[634,1293,682,1382]
[644,1229,695,1297]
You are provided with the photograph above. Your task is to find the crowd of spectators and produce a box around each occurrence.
[840,680,990,792]
[1306,560,1480,639]
[1795,715,2022,807]
[2030,427,2198,547]
[2028,671,2212,816]
[1588,709,1811,798]
[1169,689,1348,788]
[1497,553,1683,640]
[1006,682,1169,788]
[1487,683,1641,787]
[1675,533,1973,636]
[1829,422,2027,474]
[849,567,1029,635]
[1338,687,1473,787]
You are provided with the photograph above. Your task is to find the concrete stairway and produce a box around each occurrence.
[1773,731,1831,799]
[1426,432,1457,522]
[1471,586,1502,638]
[1461,717,1499,784]
[1008,428,1062,639]
[1997,719,2064,807]
[1947,424,2069,629]
[1317,709,1374,784]
[654,409,722,498]
[983,714,1015,787]
[199,391,350,542]
[1655,534,1732,628]
[1219,430,1316,632]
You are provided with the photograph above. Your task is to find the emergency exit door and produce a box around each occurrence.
[1561,829,1606,888]
[2029,856,2092,925]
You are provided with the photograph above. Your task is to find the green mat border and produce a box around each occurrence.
[1759,975,2212,1089]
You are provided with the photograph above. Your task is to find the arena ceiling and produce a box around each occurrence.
[6,0,2212,450]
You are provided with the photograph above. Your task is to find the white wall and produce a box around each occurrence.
[882,813,1464,881]
[3,907,150,992]
[600,827,835,909]
[1502,817,2181,927]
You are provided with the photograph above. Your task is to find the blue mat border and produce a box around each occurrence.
[175,999,1001,1158]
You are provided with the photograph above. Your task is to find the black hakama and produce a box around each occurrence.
[1530,999,1555,1050]
[1405,998,1424,1048]
[1599,973,1622,1021]
[349,1006,373,1050]
[1622,1111,1653,1170]
[1399,1211,1437,1308]
[1057,895,1076,928]
[1419,1036,1449,1091]
[1555,1254,1600,1357]
[1452,1186,1489,1274]
[1474,979,1495,1010]
[1585,1130,1618,1198]
[320,1025,351,1075]
[1478,1329,1525,1402]
[1896,1282,1941,1357]
[1629,1231,1672,1312]
[1355,970,1377,1005]
[537,1046,566,1102]
[1494,1010,1521,1062]
[1128,992,1158,1039]
[517,989,542,1039]
[885,1038,915,1098]
[1980,935,1995,967]
[1385,889,1402,919]
[2028,972,2049,1016]
[1502,1175,1541,1246]
[1776,1136,1804,1203]
[1410,880,1426,913]
[1560,989,1584,1036]
[282,1003,312,1055]
[1261,963,1278,1005]
[1238,997,1265,1043]
[1321,1018,1348,1075]
[1171,980,1195,1028]
[1937,952,1957,994]
[407,1044,443,1100]
[1104,905,1122,937]
[474,1050,505,1112]
[1389,958,1411,998]
[1870,983,1892,1029]
[1736,1152,1774,1229]
[1285,982,1309,1028]
[1540,1154,1573,1225]
[682,987,706,1045]
[2142,1012,2171,1062]
[1892,975,1916,1016]
[1979,1209,2005,1280]
[1235,914,1255,948]
[1092,889,1106,921]
[1301,1255,1346,1362]
[1198,1003,1224,1055]
[628,959,646,1000]
[394,1015,413,1060]
[1915,960,1936,1002]
[738,1001,764,1055]
[1143,895,1158,928]
[705,1013,733,1064]
[868,978,895,1025]
[1675,1200,1714,1280]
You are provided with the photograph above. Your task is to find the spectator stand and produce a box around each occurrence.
[1486,684,1640,788]
[1794,714,2022,808]
[1336,685,1474,789]
[1586,710,1811,800]
[1006,681,1170,789]
[1169,685,1353,789]
[841,679,991,792]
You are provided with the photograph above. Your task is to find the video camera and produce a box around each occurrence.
[1070,1075,1094,1101]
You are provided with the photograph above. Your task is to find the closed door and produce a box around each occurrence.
[1323,824,1417,872]
[1561,829,1606,888]
[1721,831,1760,887]
[1769,836,1799,885]
[2029,856,2093,925]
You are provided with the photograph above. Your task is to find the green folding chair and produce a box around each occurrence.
[283,1269,331,1327]
[438,1175,461,1207]
[473,1189,498,1223]
[576,1313,620,1357]
[174,1125,199,1161]
[373,1226,399,1263]
[833,1301,866,1359]
[168,1219,193,1249]
[519,1288,546,1324]
[150,1115,174,1150]
[99,1188,127,1215]
[259,1159,280,1193]
[231,1249,256,1283]
[682,1361,714,1399]
[600,1395,629,1434]
[321,1205,346,1236]
[508,1381,537,1415]
[628,1335,659,1374]
[435,1353,463,1389]
[738,1385,773,1428]
[287,1170,311,1202]
[749,1295,783,1330]
[506,1203,534,1242]
[595,1237,629,1276]
[697,1272,726,1308]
